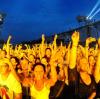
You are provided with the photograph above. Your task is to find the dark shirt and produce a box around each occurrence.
[78,74,96,99]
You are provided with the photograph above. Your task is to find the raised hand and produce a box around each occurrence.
[42,34,45,42]
[86,37,96,46]
[71,31,79,46]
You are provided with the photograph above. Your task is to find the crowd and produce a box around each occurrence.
[0,31,100,99]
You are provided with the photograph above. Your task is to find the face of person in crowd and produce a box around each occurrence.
[89,48,95,56]
[0,63,9,75]
[88,55,95,66]
[11,58,17,68]
[79,57,89,72]
[88,55,96,74]
[0,50,6,58]
[45,49,51,58]
[20,59,28,70]
[28,55,35,64]
[34,65,45,80]
[57,57,63,66]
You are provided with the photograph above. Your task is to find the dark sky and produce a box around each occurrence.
[0,0,100,43]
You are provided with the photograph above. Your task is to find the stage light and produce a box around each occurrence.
[87,0,100,19]
[0,14,3,25]
[89,8,100,19]
[76,16,87,23]
[0,13,6,25]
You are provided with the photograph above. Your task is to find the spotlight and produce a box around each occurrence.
[89,8,100,19]
[87,0,100,19]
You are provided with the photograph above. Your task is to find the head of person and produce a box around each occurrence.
[45,48,52,58]
[28,54,35,64]
[0,62,10,75]
[88,55,96,66]
[33,63,46,80]
[88,55,96,74]
[57,56,64,66]
[0,50,7,59]
[10,56,20,68]
[79,57,89,73]
[20,57,29,70]
[89,47,95,56]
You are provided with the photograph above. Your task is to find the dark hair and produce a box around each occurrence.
[20,57,29,62]
[89,41,97,48]
[32,63,46,72]
[45,48,52,53]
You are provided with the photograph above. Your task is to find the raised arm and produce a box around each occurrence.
[3,58,21,82]
[69,31,79,69]
[94,43,100,83]
[47,56,57,87]
[6,35,12,58]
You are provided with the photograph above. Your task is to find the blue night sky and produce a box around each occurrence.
[0,0,100,43]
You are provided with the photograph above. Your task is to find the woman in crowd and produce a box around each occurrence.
[19,57,31,99]
[78,57,96,99]
[29,62,57,99]
[67,31,79,99]
[0,59,22,99]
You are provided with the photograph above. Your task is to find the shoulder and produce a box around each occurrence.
[45,79,56,89]
[8,73,18,82]
[8,73,22,89]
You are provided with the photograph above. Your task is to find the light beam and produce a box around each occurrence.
[89,8,100,19]
[87,0,100,19]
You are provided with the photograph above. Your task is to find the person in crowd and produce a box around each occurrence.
[66,31,79,99]
[78,57,96,99]
[18,57,31,99]
[94,44,100,98]
[0,31,100,99]
[0,59,22,99]
[29,61,57,99]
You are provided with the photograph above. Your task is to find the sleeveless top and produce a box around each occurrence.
[95,81,100,98]
[30,83,50,99]
[78,73,96,98]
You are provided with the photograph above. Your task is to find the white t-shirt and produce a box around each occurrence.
[0,73,22,99]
